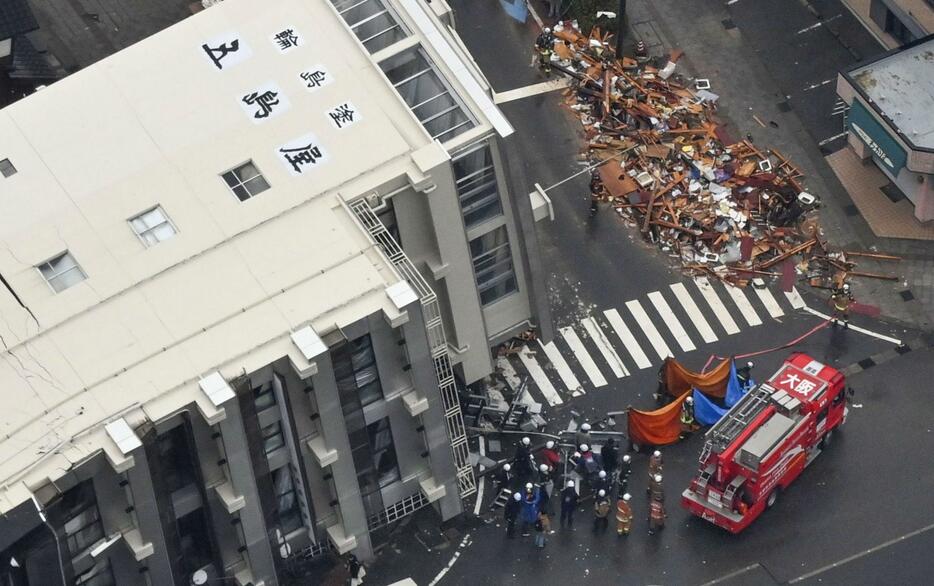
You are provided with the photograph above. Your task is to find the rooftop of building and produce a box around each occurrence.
[0,0,465,512]
[846,34,934,151]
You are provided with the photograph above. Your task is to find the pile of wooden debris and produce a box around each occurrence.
[538,23,900,288]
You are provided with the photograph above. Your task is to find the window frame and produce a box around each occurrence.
[37,251,87,293]
[469,225,518,306]
[453,142,503,228]
[0,158,16,178]
[221,160,271,202]
[379,46,476,143]
[128,205,178,248]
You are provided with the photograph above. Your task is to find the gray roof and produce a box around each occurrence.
[0,0,38,40]
[848,38,934,151]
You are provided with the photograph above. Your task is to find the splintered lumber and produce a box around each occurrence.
[756,239,817,269]
[843,251,902,261]
[847,270,900,281]
[641,173,684,232]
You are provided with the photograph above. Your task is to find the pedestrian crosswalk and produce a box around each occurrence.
[497,280,809,408]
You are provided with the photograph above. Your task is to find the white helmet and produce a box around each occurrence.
[526,482,534,491]
[623,493,631,502]
[843,283,850,291]
[544,27,551,33]
[573,451,581,459]
[622,454,631,463]
[598,489,606,497]
[546,440,555,449]
[580,444,590,452]
[686,396,694,405]
[503,463,511,472]
[513,492,522,501]
[567,480,575,488]
[581,423,592,432]
[747,361,754,368]
[653,450,662,458]
[654,474,662,483]
[539,464,549,473]
[521,436,531,446]
[598,470,607,479]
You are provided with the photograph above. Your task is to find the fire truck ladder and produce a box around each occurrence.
[702,383,775,460]
[348,199,476,498]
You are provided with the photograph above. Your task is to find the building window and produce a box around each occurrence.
[38,251,86,293]
[469,226,517,305]
[0,158,15,178]
[332,334,384,409]
[58,482,116,586]
[252,381,306,536]
[261,421,286,456]
[130,206,177,247]
[367,417,400,488]
[176,508,214,578]
[331,0,409,54]
[222,161,270,202]
[272,466,303,534]
[380,47,476,143]
[453,143,503,228]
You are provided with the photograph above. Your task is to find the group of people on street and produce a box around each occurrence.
[498,431,670,546]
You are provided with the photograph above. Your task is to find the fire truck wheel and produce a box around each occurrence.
[766,489,779,509]
[820,430,833,449]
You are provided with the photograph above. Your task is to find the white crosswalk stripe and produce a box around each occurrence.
[625,300,673,361]
[517,346,564,405]
[648,291,696,352]
[724,284,763,327]
[501,280,810,407]
[670,283,718,343]
[538,339,583,394]
[694,277,741,335]
[603,308,652,369]
[495,356,528,401]
[785,286,806,309]
[581,317,629,378]
[753,286,785,318]
[560,326,608,387]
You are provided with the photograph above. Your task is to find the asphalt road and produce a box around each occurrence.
[365,2,933,584]
[726,0,884,152]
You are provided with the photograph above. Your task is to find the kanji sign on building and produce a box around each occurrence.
[239,81,291,123]
[201,31,253,70]
[277,133,328,176]
[299,65,333,92]
[271,28,302,53]
[327,102,360,130]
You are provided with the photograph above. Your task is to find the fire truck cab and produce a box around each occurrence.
[681,353,848,533]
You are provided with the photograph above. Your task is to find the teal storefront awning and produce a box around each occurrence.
[848,100,908,175]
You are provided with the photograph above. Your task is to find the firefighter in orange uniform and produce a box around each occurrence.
[648,497,666,535]
[616,493,633,536]
[830,283,854,329]
[647,450,663,494]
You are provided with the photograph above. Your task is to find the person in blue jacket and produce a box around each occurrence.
[519,483,541,537]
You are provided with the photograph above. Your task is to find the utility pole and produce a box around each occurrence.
[616,0,627,58]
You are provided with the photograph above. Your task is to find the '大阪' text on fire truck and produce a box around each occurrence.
[681,353,849,533]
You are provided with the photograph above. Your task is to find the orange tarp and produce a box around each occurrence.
[627,390,690,447]
[664,357,731,398]
[627,358,732,446]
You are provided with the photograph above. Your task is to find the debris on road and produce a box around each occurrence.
[536,22,899,289]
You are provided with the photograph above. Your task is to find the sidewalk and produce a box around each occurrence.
[620,0,934,332]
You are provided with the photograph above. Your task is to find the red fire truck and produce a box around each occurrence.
[681,353,848,533]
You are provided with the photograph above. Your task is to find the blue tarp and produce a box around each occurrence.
[499,0,528,22]
[693,361,754,426]
[692,389,728,426]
